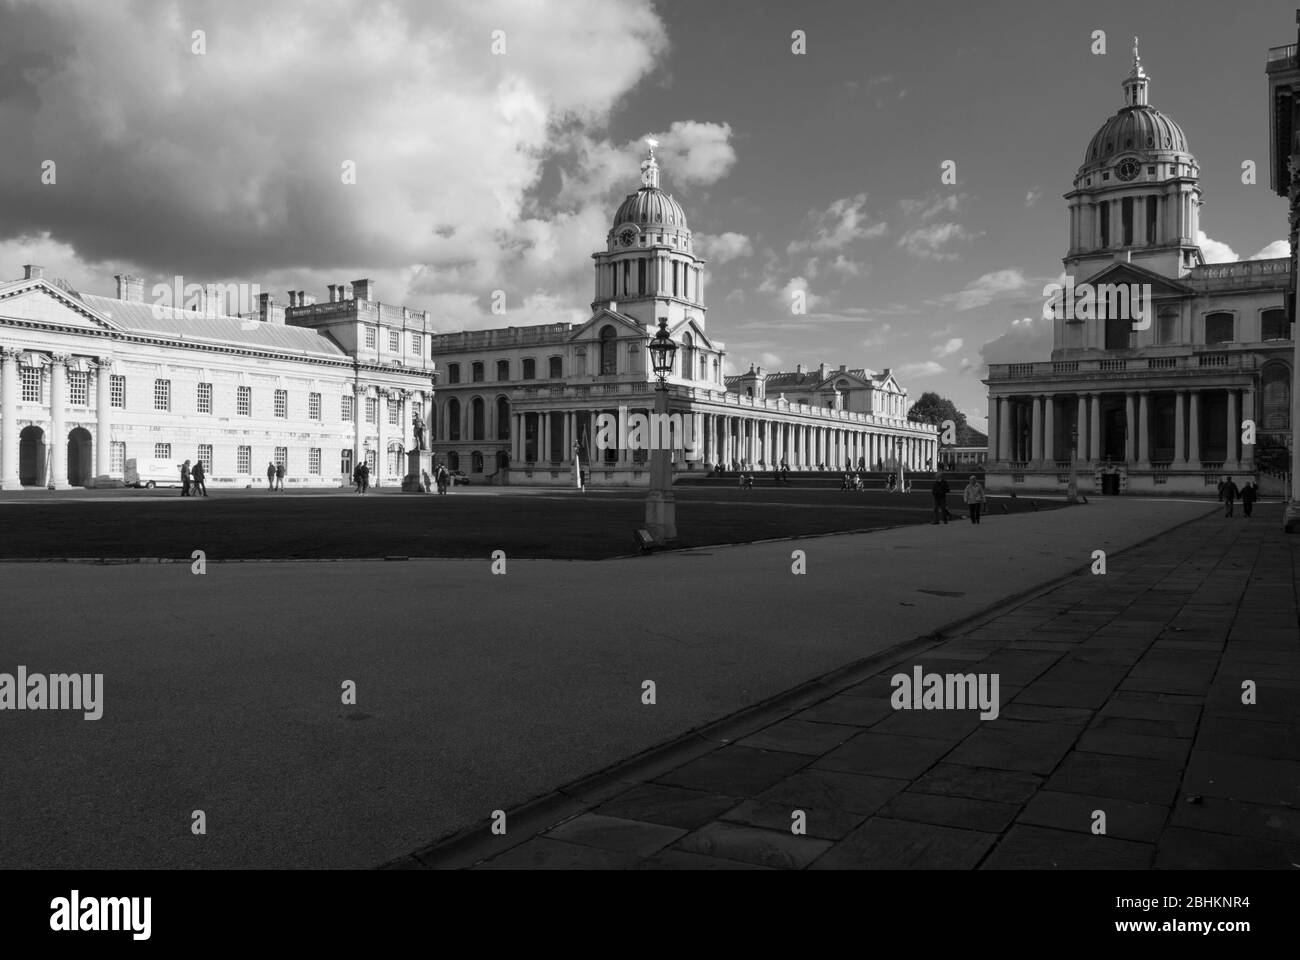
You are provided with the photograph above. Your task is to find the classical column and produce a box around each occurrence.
[1076,395,1087,461]
[50,355,69,489]
[1089,393,1101,464]
[1174,391,1187,466]
[1188,391,1201,466]
[1030,395,1043,462]
[1043,395,1055,463]
[511,413,521,462]
[375,388,386,481]
[1226,389,1240,470]
[94,358,113,477]
[1124,393,1136,462]
[0,348,18,488]
[987,396,998,460]
[998,397,1012,463]
[1137,391,1150,464]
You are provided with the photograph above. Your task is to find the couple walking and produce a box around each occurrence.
[266,461,285,491]
[931,472,986,524]
[180,460,208,497]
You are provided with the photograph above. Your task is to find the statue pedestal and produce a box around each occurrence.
[403,450,432,492]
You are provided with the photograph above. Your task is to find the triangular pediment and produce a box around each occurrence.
[1073,262,1193,298]
[0,280,123,331]
[569,307,645,342]
[666,316,717,351]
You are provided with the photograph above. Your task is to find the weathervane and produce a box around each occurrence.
[640,135,660,188]
[1132,36,1144,76]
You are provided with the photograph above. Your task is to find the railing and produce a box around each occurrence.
[1269,43,1296,62]
[1197,353,1229,367]
[1147,357,1176,369]
[1191,259,1290,281]
[990,351,1259,379]
[1052,361,1078,373]
[1099,359,1126,371]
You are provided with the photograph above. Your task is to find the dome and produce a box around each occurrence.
[1084,105,1189,166]
[612,187,689,231]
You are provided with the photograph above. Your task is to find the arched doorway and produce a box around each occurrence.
[496,450,510,471]
[19,426,46,486]
[67,427,92,486]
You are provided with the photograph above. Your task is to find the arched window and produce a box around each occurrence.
[447,451,459,471]
[699,353,708,380]
[600,326,617,375]
[1262,362,1291,430]
[1205,312,1234,345]
[471,361,484,382]
[681,333,694,381]
[1261,308,1289,342]
[447,398,461,441]
[496,396,510,440]
[471,397,485,440]
[471,450,484,473]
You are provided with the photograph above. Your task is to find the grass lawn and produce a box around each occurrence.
[0,486,1060,560]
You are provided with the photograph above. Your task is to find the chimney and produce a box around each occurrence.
[258,292,286,325]
[327,284,338,303]
[352,278,374,301]
[839,364,846,372]
[796,363,803,375]
[818,362,827,379]
[287,291,298,308]
[23,264,43,281]
[338,282,349,301]
[113,275,144,302]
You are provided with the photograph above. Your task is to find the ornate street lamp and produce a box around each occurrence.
[644,318,678,543]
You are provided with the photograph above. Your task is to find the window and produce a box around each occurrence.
[274,388,288,418]
[472,397,485,440]
[340,448,353,476]
[447,451,460,471]
[69,371,89,406]
[522,358,536,379]
[237,445,251,474]
[342,393,354,421]
[410,332,421,356]
[637,259,646,294]
[197,444,212,471]
[448,398,461,441]
[447,363,460,384]
[154,443,171,459]
[309,448,321,475]
[365,397,378,424]
[1099,203,1110,247]
[700,354,708,380]
[1158,310,1179,345]
[110,374,125,408]
[471,450,484,474]
[1205,312,1234,345]
[1261,308,1289,341]
[237,385,251,417]
[1263,363,1291,429]
[388,444,403,476]
[154,379,170,411]
[472,361,484,382]
[197,382,212,414]
[672,262,679,297]
[388,398,399,426]
[600,325,617,375]
[1121,197,1133,247]
[623,261,630,295]
[274,447,287,472]
[548,356,562,379]
[680,333,694,382]
[110,441,125,475]
[1146,196,1158,244]
[496,396,510,440]
[496,359,510,380]
[309,392,321,420]
[388,330,400,353]
[364,326,377,349]
[1104,314,1131,350]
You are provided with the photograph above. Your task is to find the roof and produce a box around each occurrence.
[77,294,349,359]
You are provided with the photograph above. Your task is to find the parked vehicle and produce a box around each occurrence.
[449,470,471,486]
[124,458,183,489]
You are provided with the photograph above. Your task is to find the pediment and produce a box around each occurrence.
[568,307,645,342]
[1073,262,1192,298]
[666,316,717,351]
[0,281,122,331]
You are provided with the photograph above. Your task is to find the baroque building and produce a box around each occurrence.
[431,145,938,483]
[985,43,1293,497]
[0,271,435,489]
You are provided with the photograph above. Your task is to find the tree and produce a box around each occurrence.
[907,392,965,430]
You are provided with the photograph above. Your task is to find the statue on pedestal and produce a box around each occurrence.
[413,413,426,451]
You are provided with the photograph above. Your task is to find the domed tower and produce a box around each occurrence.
[591,139,708,330]
[1064,40,1204,279]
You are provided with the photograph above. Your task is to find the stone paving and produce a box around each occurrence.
[407,505,1300,869]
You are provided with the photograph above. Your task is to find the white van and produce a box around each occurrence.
[124,458,184,489]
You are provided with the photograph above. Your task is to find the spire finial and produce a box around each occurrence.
[1130,36,1145,77]
[640,135,660,189]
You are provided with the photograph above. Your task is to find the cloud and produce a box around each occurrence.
[696,231,753,264]
[778,276,823,313]
[861,323,893,349]
[1196,231,1238,264]
[894,361,945,378]
[933,337,963,358]
[758,351,783,369]
[787,193,887,254]
[899,193,964,220]
[1025,188,1042,207]
[1248,239,1290,260]
[828,254,863,276]
[977,314,1053,368]
[897,222,978,261]
[940,268,1033,311]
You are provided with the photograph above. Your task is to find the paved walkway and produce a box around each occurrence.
[403,505,1300,869]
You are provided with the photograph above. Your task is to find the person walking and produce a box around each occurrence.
[180,460,191,497]
[930,471,951,524]
[352,463,362,494]
[359,461,370,494]
[191,459,207,497]
[275,461,285,491]
[266,461,276,492]
[1241,479,1257,518]
[963,474,985,524]
[436,464,447,494]
[1222,476,1239,517]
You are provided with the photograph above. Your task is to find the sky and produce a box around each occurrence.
[1,0,1296,430]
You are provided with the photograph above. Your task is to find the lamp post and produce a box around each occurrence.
[645,318,678,542]
[896,437,905,492]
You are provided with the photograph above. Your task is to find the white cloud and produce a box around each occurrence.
[861,323,893,349]
[978,314,1053,367]
[696,231,753,264]
[759,351,783,369]
[1025,188,1042,207]
[895,361,945,378]
[899,193,964,220]
[787,193,887,254]
[1196,231,1238,264]
[1248,239,1290,260]
[933,337,963,358]
[829,254,863,276]
[943,268,1032,311]
[897,222,978,261]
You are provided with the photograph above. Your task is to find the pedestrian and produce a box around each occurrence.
[359,461,370,494]
[1241,479,1257,518]
[963,474,985,524]
[275,461,285,491]
[352,464,362,494]
[191,459,207,497]
[436,465,447,494]
[266,461,276,492]
[180,460,191,497]
[930,471,951,524]
[1222,476,1239,517]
